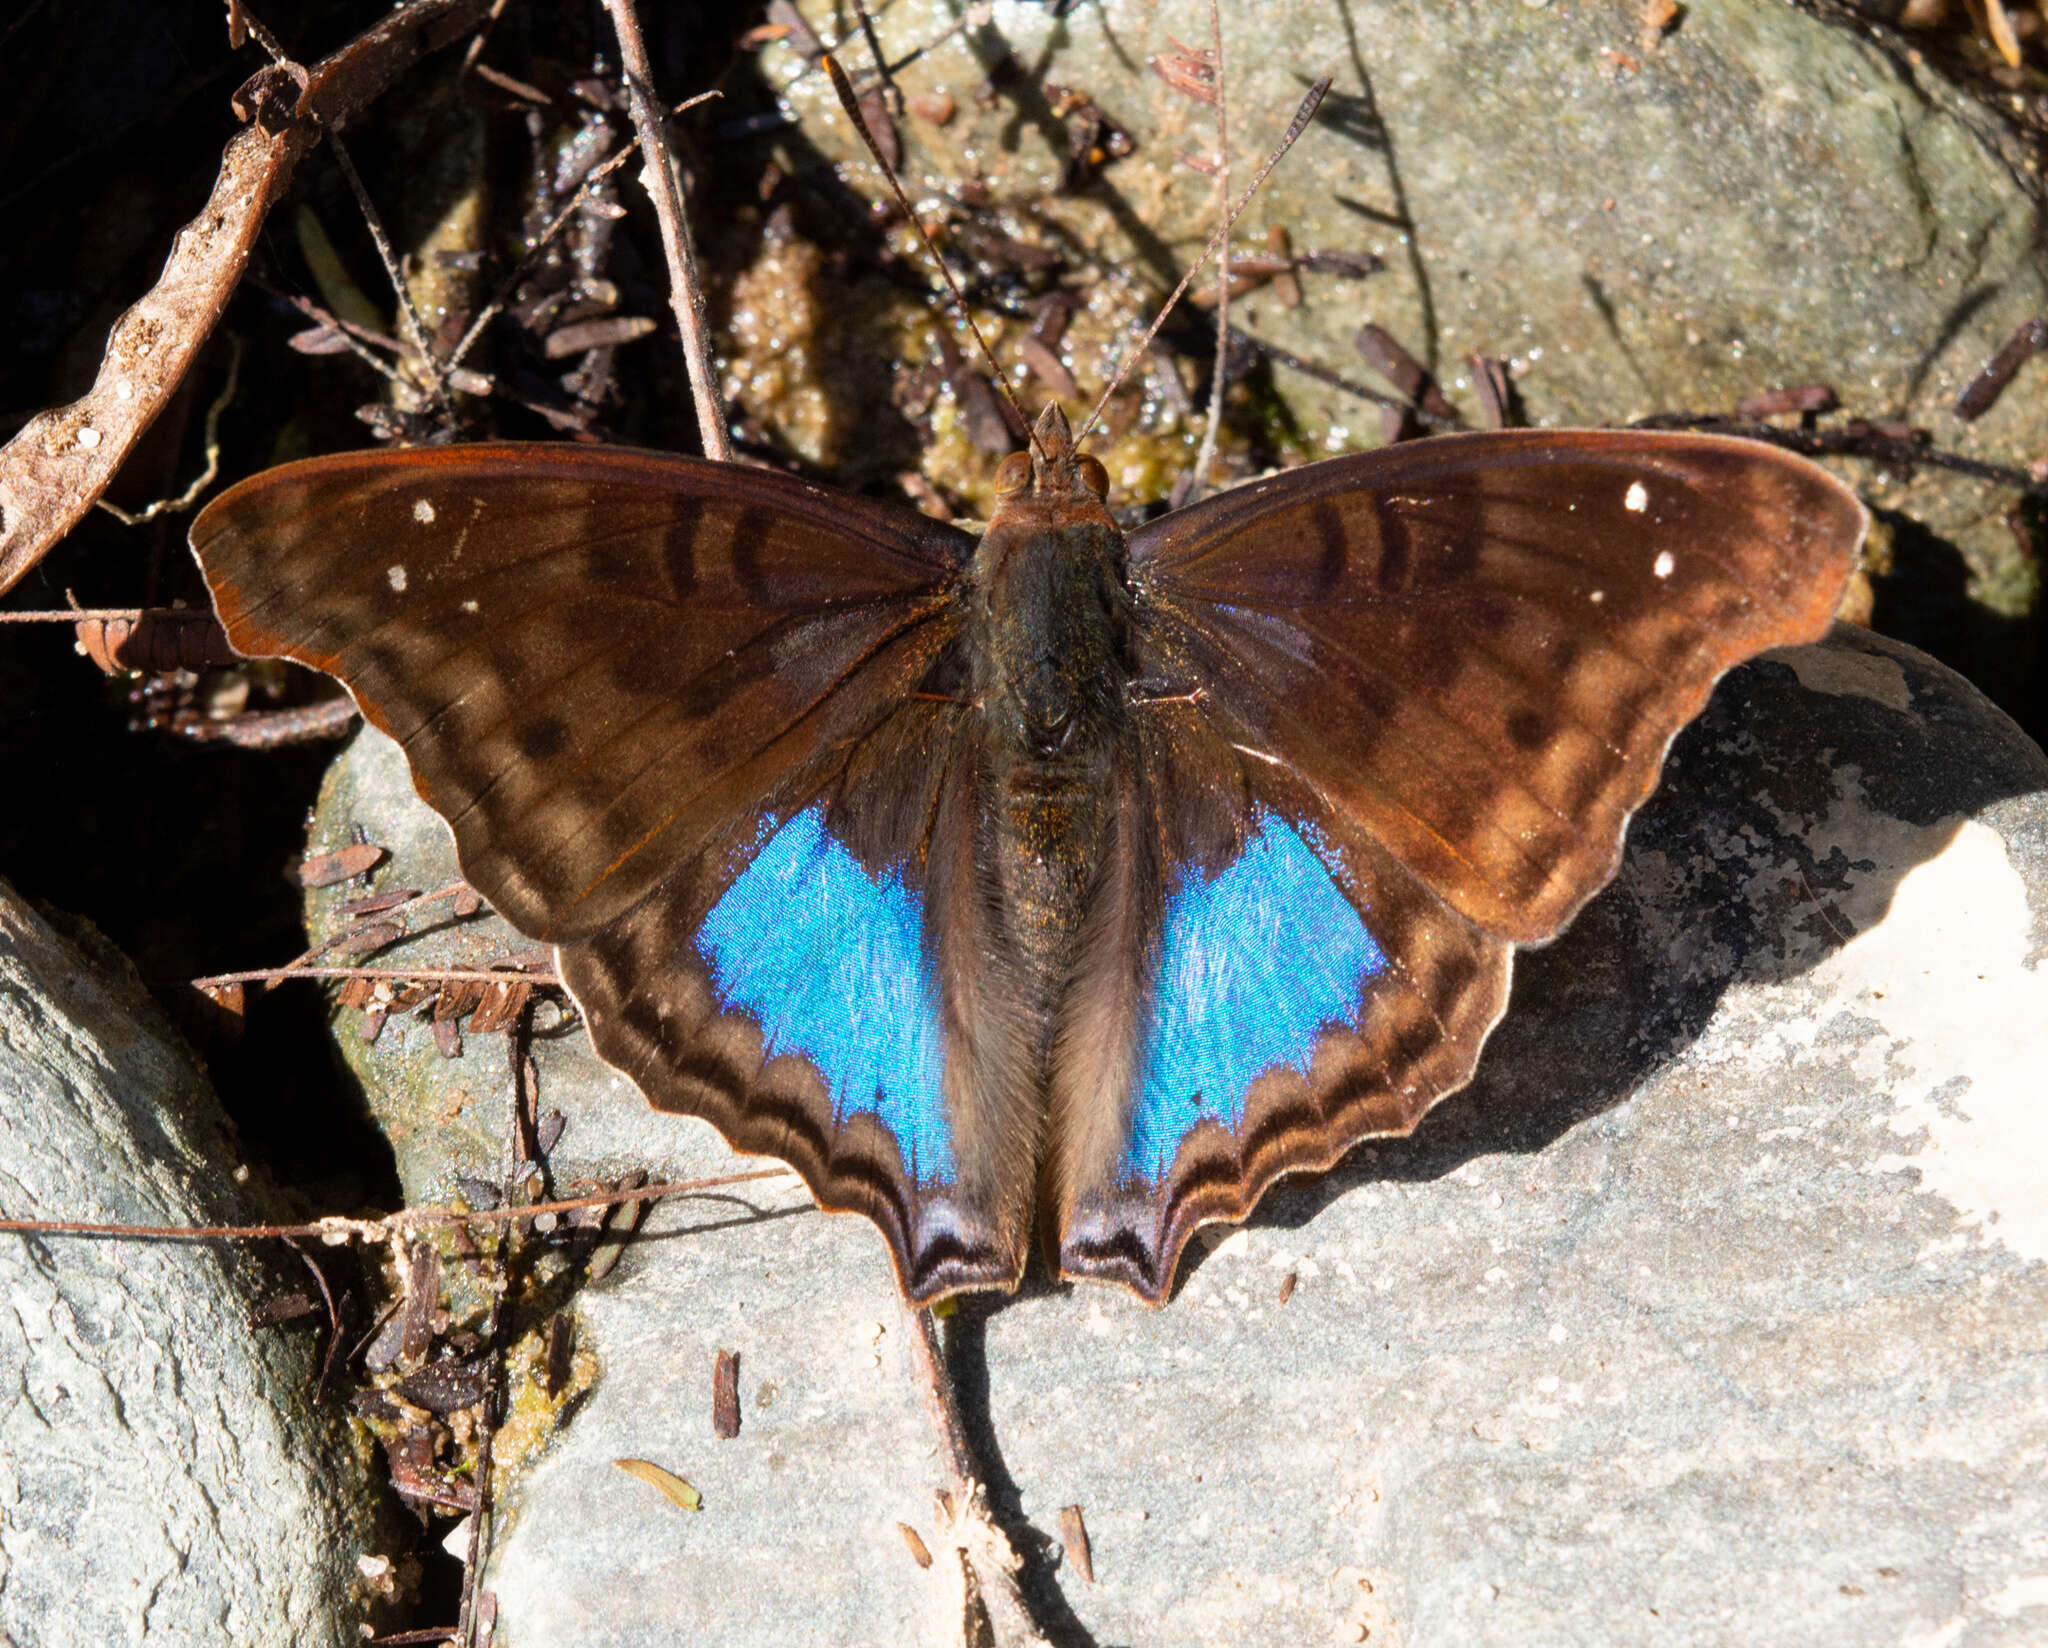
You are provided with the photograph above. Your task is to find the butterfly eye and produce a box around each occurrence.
[1076,455,1110,498]
[994,453,1034,495]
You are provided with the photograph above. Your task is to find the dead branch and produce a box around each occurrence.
[0,0,492,598]
[596,0,733,463]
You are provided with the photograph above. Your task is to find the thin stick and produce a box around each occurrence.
[0,1167,797,1243]
[850,0,903,113]
[823,54,1043,459]
[327,132,455,420]
[901,1302,1051,1646]
[597,0,733,463]
[1188,1,1230,502]
[0,606,185,623]
[1076,76,1331,446]
[905,1305,978,1492]
[190,963,560,990]
[97,337,242,525]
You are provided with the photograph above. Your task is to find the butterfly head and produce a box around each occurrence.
[993,404,1112,521]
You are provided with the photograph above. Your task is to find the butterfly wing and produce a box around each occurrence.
[1126,430,1864,942]
[192,444,1039,1299]
[1045,430,1863,1298]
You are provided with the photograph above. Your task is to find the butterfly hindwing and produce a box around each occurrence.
[1045,705,1512,1299]
[193,445,1039,1298]
[558,702,1041,1299]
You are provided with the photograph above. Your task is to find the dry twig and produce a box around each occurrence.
[0,0,492,598]
[596,0,732,462]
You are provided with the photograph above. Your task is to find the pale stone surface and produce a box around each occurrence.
[319,628,2048,1646]
[0,884,380,1648]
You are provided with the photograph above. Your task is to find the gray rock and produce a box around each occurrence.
[317,626,2048,1646]
[0,884,383,1646]
[759,0,2042,640]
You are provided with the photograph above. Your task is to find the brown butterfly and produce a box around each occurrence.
[190,401,1860,1302]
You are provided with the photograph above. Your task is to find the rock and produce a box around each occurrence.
[755,0,2043,684]
[0,883,384,1647]
[314,626,2048,1645]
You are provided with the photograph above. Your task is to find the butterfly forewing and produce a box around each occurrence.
[192,444,1040,1297]
[195,445,973,939]
[1128,430,1864,942]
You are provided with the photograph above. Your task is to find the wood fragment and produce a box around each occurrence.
[399,1239,441,1365]
[712,1348,741,1440]
[1278,1270,1299,1305]
[1954,319,2046,422]
[543,315,657,357]
[544,1312,575,1398]
[1057,1504,1095,1583]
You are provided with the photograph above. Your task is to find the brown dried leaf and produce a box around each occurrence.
[73,610,238,675]
[898,1522,934,1569]
[432,1016,463,1060]
[331,920,404,957]
[295,843,387,887]
[336,888,420,917]
[1059,1504,1095,1583]
[395,1358,488,1414]
[467,979,532,1035]
[1019,334,1078,401]
[856,87,900,172]
[1735,384,1841,419]
[1151,36,1219,105]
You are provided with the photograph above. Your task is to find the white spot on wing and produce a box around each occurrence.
[413,498,436,524]
[1588,589,1605,604]
[1653,550,1676,579]
[1624,480,1649,513]
[461,598,479,614]
[387,564,408,592]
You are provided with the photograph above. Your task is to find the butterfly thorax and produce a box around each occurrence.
[967,406,1134,1034]
[968,408,1130,764]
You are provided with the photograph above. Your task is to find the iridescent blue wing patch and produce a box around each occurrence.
[696,807,954,1184]
[1123,809,1387,1180]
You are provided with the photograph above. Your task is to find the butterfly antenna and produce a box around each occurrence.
[1074,74,1332,450]
[823,54,1043,458]
[1187,0,1231,502]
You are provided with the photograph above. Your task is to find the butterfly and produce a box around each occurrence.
[189,406,1863,1303]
